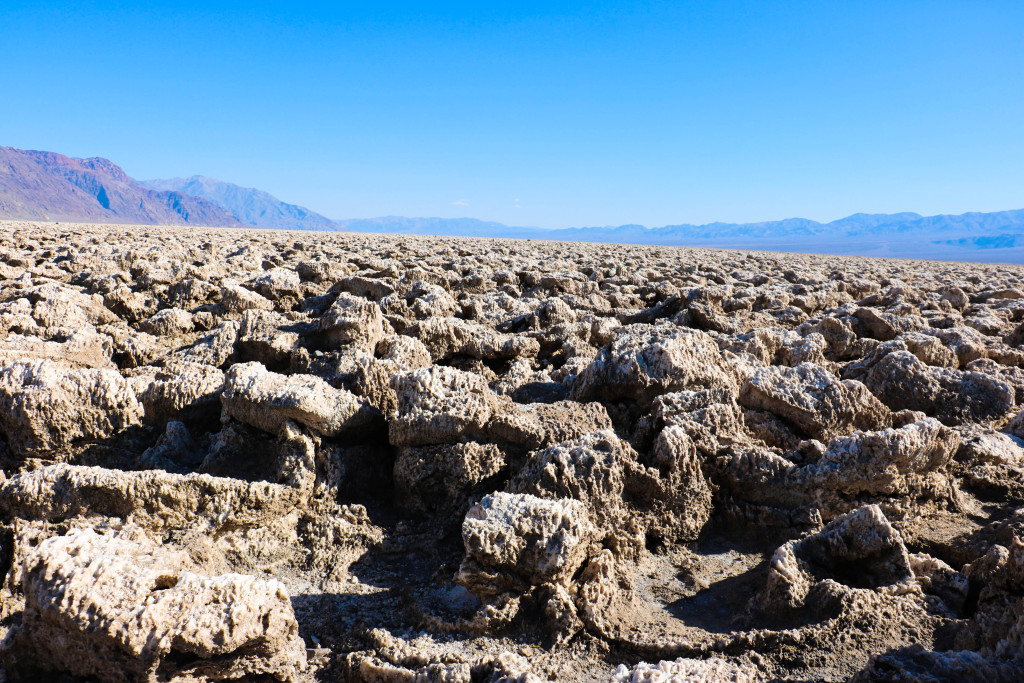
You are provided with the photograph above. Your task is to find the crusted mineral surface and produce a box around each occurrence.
[0,220,1023,681]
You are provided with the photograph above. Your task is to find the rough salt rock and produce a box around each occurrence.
[405,280,459,319]
[512,430,711,551]
[955,427,1024,491]
[721,419,959,521]
[1003,408,1024,441]
[488,400,613,451]
[721,326,828,367]
[492,358,562,402]
[0,328,114,369]
[236,308,306,368]
[406,316,540,361]
[319,292,387,349]
[815,419,959,495]
[167,277,219,308]
[390,365,496,447]
[853,306,927,341]
[609,657,765,683]
[570,325,738,407]
[956,537,1024,662]
[760,504,913,612]
[457,492,596,598]
[377,334,432,370]
[333,274,396,302]
[394,441,506,517]
[0,359,143,457]
[222,361,376,437]
[104,285,160,323]
[129,360,224,425]
[863,350,1015,426]
[25,282,121,328]
[251,266,302,300]
[900,332,960,367]
[649,387,746,457]
[802,316,861,361]
[170,320,238,368]
[634,425,714,543]
[218,284,274,314]
[850,644,1024,683]
[296,258,337,283]
[511,431,632,536]
[389,365,612,450]
[342,631,542,683]
[137,306,194,337]
[929,326,992,367]
[0,463,304,531]
[16,526,306,682]
[843,335,960,382]
[740,362,891,441]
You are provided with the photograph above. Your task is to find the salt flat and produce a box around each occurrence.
[0,220,1022,681]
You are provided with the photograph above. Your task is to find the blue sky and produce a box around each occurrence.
[2,1,1021,228]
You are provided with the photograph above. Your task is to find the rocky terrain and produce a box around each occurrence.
[0,220,1022,681]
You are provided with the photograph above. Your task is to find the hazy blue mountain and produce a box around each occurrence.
[5,143,1023,262]
[139,176,337,231]
[337,210,1024,262]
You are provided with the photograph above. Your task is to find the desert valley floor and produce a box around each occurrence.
[0,220,1022,681]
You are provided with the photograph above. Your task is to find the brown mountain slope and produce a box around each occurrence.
[0,146,241,226]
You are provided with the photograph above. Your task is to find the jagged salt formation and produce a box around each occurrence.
[0,220,1022,681]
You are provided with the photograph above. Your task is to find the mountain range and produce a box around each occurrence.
[137,175,337,231]
[0,146,240,227]
[2,144,1023,262]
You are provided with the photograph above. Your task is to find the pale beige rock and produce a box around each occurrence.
[863,350,1015,426]
[137,306,194,337]
[390,365,612,450]
[251,266,302,300]
[25,281,120,328]
[218,283,274,314]
[129,360,224,425]
[760,504,913,612]
[570,325,739,407]
[740,362,891,440]
[17,526,306,682]
[3,220,1024,682]
[0,328,114,368]
[318,291,387,350]
[0,358,143,457]
[0,463,303,531]
[170,320,238,368]
[222,361,376,436]
[609,657,765,683]
[721,419,960,521]
[406,316,540,361]
[389,365,495,447]
[457,492,596,598]
[237,308,306,367]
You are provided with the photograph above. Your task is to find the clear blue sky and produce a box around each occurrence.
[2,1,1022,228]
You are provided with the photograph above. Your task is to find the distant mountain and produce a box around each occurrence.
[139,176,337,232]
[548,209,1024,245]
[4,143,1023,262]
[336,210,1024,262]
[0,146,240,227]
